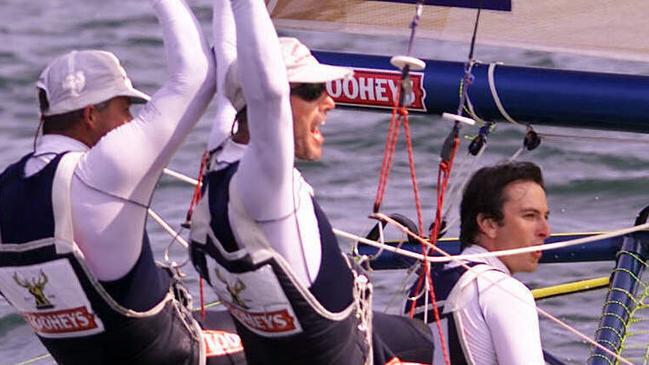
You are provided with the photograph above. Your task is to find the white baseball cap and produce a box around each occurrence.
[37,50,150,116]
[224,37,353,112]
[279,37,353,83]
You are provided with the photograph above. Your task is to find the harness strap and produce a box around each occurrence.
[51,152,83,254]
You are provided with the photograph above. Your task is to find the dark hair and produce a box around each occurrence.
[38,88,110,134]
[235,106,247,125]
[459,161,544,249]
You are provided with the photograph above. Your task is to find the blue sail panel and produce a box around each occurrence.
[369,0,511,11]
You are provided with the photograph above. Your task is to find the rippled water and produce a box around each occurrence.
[2,1,649,364]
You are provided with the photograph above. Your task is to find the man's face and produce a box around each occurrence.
[290,83,335,161]
[486,180,550,273]
[91,96,133,145]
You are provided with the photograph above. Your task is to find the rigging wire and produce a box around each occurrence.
[147,209,189,248]
[438,143,488,236]
[406,9,484,362]
[383,263,420,313]
[182,150,210,320]
[371,1,456,363]
[429,5,483,240]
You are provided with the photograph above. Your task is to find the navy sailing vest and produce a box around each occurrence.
[190,162,372,365]
[405,262,485,365]
[0,152,201,365]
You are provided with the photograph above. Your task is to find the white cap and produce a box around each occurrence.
[37,50,150,116]
[279,37,353,83]
[224,37,353,112]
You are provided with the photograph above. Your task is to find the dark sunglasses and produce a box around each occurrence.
[290,83,327,102]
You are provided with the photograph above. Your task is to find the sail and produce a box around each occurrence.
[269,0,649,63]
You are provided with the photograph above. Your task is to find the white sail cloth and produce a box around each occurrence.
[269,0,649,63]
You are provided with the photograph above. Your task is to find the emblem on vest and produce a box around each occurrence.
[209,265,303,337]
[203,330,244,357]
[13,270,55,310]
[0,260,106,338]
[215,269,249,309]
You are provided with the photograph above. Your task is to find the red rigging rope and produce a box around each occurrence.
[375,2,487,364]
[405,5,483,365]
[405,125,459,365]
[373,0,427,233]
[373,85,452,365]
[183,150,209,228]
[373,103,425,236]
[183,150,210,320]
[372,2,454,364]
[402,111,425,235]
[373,106,401,213]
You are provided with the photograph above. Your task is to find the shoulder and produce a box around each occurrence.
[479,269,531,292]
[475,270,535,314]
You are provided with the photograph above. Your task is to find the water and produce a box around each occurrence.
[2,1,649,363]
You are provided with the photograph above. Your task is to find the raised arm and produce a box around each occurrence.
[208,0,238,151]
[230,0,295,221]
[76,0,216,204]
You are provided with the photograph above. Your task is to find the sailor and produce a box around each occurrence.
[408,161,548,364]
[189,0,434,364]
[0,0,246,364]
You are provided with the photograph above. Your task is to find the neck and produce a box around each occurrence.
[43,130,93,148]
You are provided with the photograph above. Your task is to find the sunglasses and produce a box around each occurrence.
[290,83,327,102]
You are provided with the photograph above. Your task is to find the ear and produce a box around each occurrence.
[81,105,95,130]
[476,213,499,240]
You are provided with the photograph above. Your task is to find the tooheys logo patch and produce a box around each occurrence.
[203,330,244,357]
[23,306,99,334]
[326,68,426,111]
[209,264,302,337]
[224,303,297,334]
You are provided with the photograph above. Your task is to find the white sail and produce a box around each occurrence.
[268,0,649,63]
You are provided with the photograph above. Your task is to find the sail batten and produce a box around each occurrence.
[269,0,649,63]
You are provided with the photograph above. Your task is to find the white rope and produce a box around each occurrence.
[488,62,522,126]
[163,168,200,186]
[436,223,649,262]
[336,215,649,264]
[335,228,427,262]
